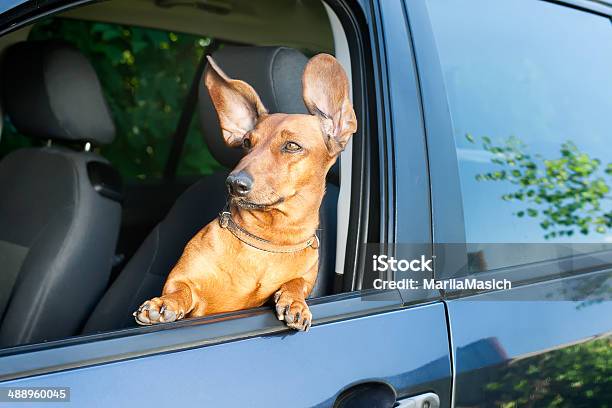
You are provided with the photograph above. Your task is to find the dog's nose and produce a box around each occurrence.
[226,171,253,196]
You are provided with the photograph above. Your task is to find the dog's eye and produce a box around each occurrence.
[242,138,252,149]
[283,141,302,152]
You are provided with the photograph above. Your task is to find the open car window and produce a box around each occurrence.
[0,0,389,352]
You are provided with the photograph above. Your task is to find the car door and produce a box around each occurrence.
[0,293,451,407]
[0,1,452,407]
[406,0,612,406]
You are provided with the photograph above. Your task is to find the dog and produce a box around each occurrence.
[133,53,356,331]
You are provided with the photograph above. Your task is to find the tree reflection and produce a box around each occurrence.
[468,135,612,239]
[481,336,611,407]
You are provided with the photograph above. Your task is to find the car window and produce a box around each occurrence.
[427,0,612,272]
[0,18,224,180]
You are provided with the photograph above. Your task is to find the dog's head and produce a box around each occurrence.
[204,53,356,211]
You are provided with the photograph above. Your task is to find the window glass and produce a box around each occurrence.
[176,117,222,177]
[0,18,224,179]
[427,0,612,270]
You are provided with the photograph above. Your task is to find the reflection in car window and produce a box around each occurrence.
[427,0,612,269]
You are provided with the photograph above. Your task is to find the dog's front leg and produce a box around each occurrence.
[134,281,199,325]
[274,277,313,331]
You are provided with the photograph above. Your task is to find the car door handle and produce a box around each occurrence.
[395,392,440,408]
[334,384,440,408]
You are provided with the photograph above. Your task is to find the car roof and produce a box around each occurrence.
[60,0,334,53]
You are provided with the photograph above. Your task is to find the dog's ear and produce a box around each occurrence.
[204,56,268,147]
[302,54,357,156]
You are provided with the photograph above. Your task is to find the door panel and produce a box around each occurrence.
[448,270,612,407]
[1,303,451,407]
[406,0,612,406]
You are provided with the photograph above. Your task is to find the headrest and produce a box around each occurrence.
[198,46,308,168]
[1,41,115,145]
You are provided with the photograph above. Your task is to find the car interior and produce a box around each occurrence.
[0,0,356,348]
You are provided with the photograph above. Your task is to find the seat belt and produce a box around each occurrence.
[163,53,211,179]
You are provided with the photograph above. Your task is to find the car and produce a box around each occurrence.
[0,0,610,407]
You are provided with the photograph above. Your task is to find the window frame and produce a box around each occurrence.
[360,0,438,305]
[404,0,612,295]
[0,0,396,378]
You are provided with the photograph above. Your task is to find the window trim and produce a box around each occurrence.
[405,0,612,291]
[361,0,438,304]
[0,0,93,35]
[322,0,381,292]
[404,0,468,280]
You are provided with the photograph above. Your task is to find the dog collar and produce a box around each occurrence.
[218,210,319,253]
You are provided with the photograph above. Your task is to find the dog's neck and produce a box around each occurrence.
[229,185,324,246]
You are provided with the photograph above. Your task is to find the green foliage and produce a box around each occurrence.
[1,18,223,179]
[483,337,611,407]
[0,121,33,156]
[469,134,612,239]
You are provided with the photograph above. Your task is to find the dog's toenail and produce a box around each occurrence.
[160,305,166,314]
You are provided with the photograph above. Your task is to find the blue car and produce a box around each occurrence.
[0,0,610,406]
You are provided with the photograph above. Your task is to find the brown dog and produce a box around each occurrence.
[134,53,356,331]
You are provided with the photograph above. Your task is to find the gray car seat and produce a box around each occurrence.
[83,46,339,334]
[0,41,121,347]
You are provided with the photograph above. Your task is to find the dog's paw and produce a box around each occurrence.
[274,290,312,331]
[133,297,185,325]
